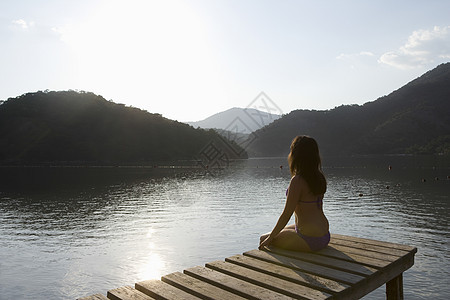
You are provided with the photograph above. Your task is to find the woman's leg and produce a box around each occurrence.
[260,224,311,252]
[260,224,296,242]
[271,227,311,251]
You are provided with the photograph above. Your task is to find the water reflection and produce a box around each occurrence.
[0,157,449,299]
[324,163,449,299]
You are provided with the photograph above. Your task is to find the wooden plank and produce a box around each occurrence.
[244,249,365,285]
[330,238,411,257]
[135,279,200,300]
[77,294,108,300]
[321,244,401,264]
[340,250,415,299]
[225,254,350,295]
[184,265,296,300]
[107,286,155,300]
[266,247,378,276]
[386,274,403,300]
[331,234,416,253]
[206,260,332,299]
[80,234,416,300]
[162,271,247,300]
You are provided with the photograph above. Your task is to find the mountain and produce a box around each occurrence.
[2,63,448,165]
[246,63,450,157]
[0,91,247,165]
[186,107,281,132]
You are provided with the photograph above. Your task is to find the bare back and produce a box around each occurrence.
[289,175,329,237]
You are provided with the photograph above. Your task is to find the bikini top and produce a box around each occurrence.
[286,188,323,208]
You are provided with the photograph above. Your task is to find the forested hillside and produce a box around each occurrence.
[0,91,246,165]
[247,63,450,157]
[1,63,448,164]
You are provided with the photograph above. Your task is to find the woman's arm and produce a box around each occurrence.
[259,176,301,249]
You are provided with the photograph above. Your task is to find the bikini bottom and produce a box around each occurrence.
[295,225,330,251]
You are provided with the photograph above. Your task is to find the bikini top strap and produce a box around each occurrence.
[286,187,324,206]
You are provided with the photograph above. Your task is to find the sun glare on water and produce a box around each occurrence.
[137,228,166,280]
[138,250,165,280]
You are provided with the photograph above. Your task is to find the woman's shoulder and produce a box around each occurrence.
[291,174,318,195]
[290,175,309,188]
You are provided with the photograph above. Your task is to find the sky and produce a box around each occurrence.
[1,0,449,122]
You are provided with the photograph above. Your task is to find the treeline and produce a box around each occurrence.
[247,63,450,157]
[0,90,246,165]
[1,63,448,165]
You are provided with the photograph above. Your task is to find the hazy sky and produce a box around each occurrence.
[1,0,449,121]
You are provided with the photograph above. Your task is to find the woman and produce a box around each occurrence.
[259,136,330,252]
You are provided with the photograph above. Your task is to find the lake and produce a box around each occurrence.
[0,156,449,299]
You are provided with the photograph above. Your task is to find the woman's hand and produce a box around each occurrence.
[259,236,272,250]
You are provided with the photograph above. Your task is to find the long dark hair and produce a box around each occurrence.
[288,135,326,195]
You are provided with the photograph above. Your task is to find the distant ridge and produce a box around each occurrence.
[246,63,450,156]
[0,91,247,165]
[2,63,448,165]
[186,107,281,132]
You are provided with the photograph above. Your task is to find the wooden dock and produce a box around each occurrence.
[78,234,417,300]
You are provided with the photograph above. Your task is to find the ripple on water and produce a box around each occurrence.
[1,162,449,299]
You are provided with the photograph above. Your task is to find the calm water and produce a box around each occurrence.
[0,156,449,299]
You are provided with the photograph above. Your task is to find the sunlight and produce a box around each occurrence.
[138,227,166,280]
[54,0,224,120]
[138,251,165,280]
